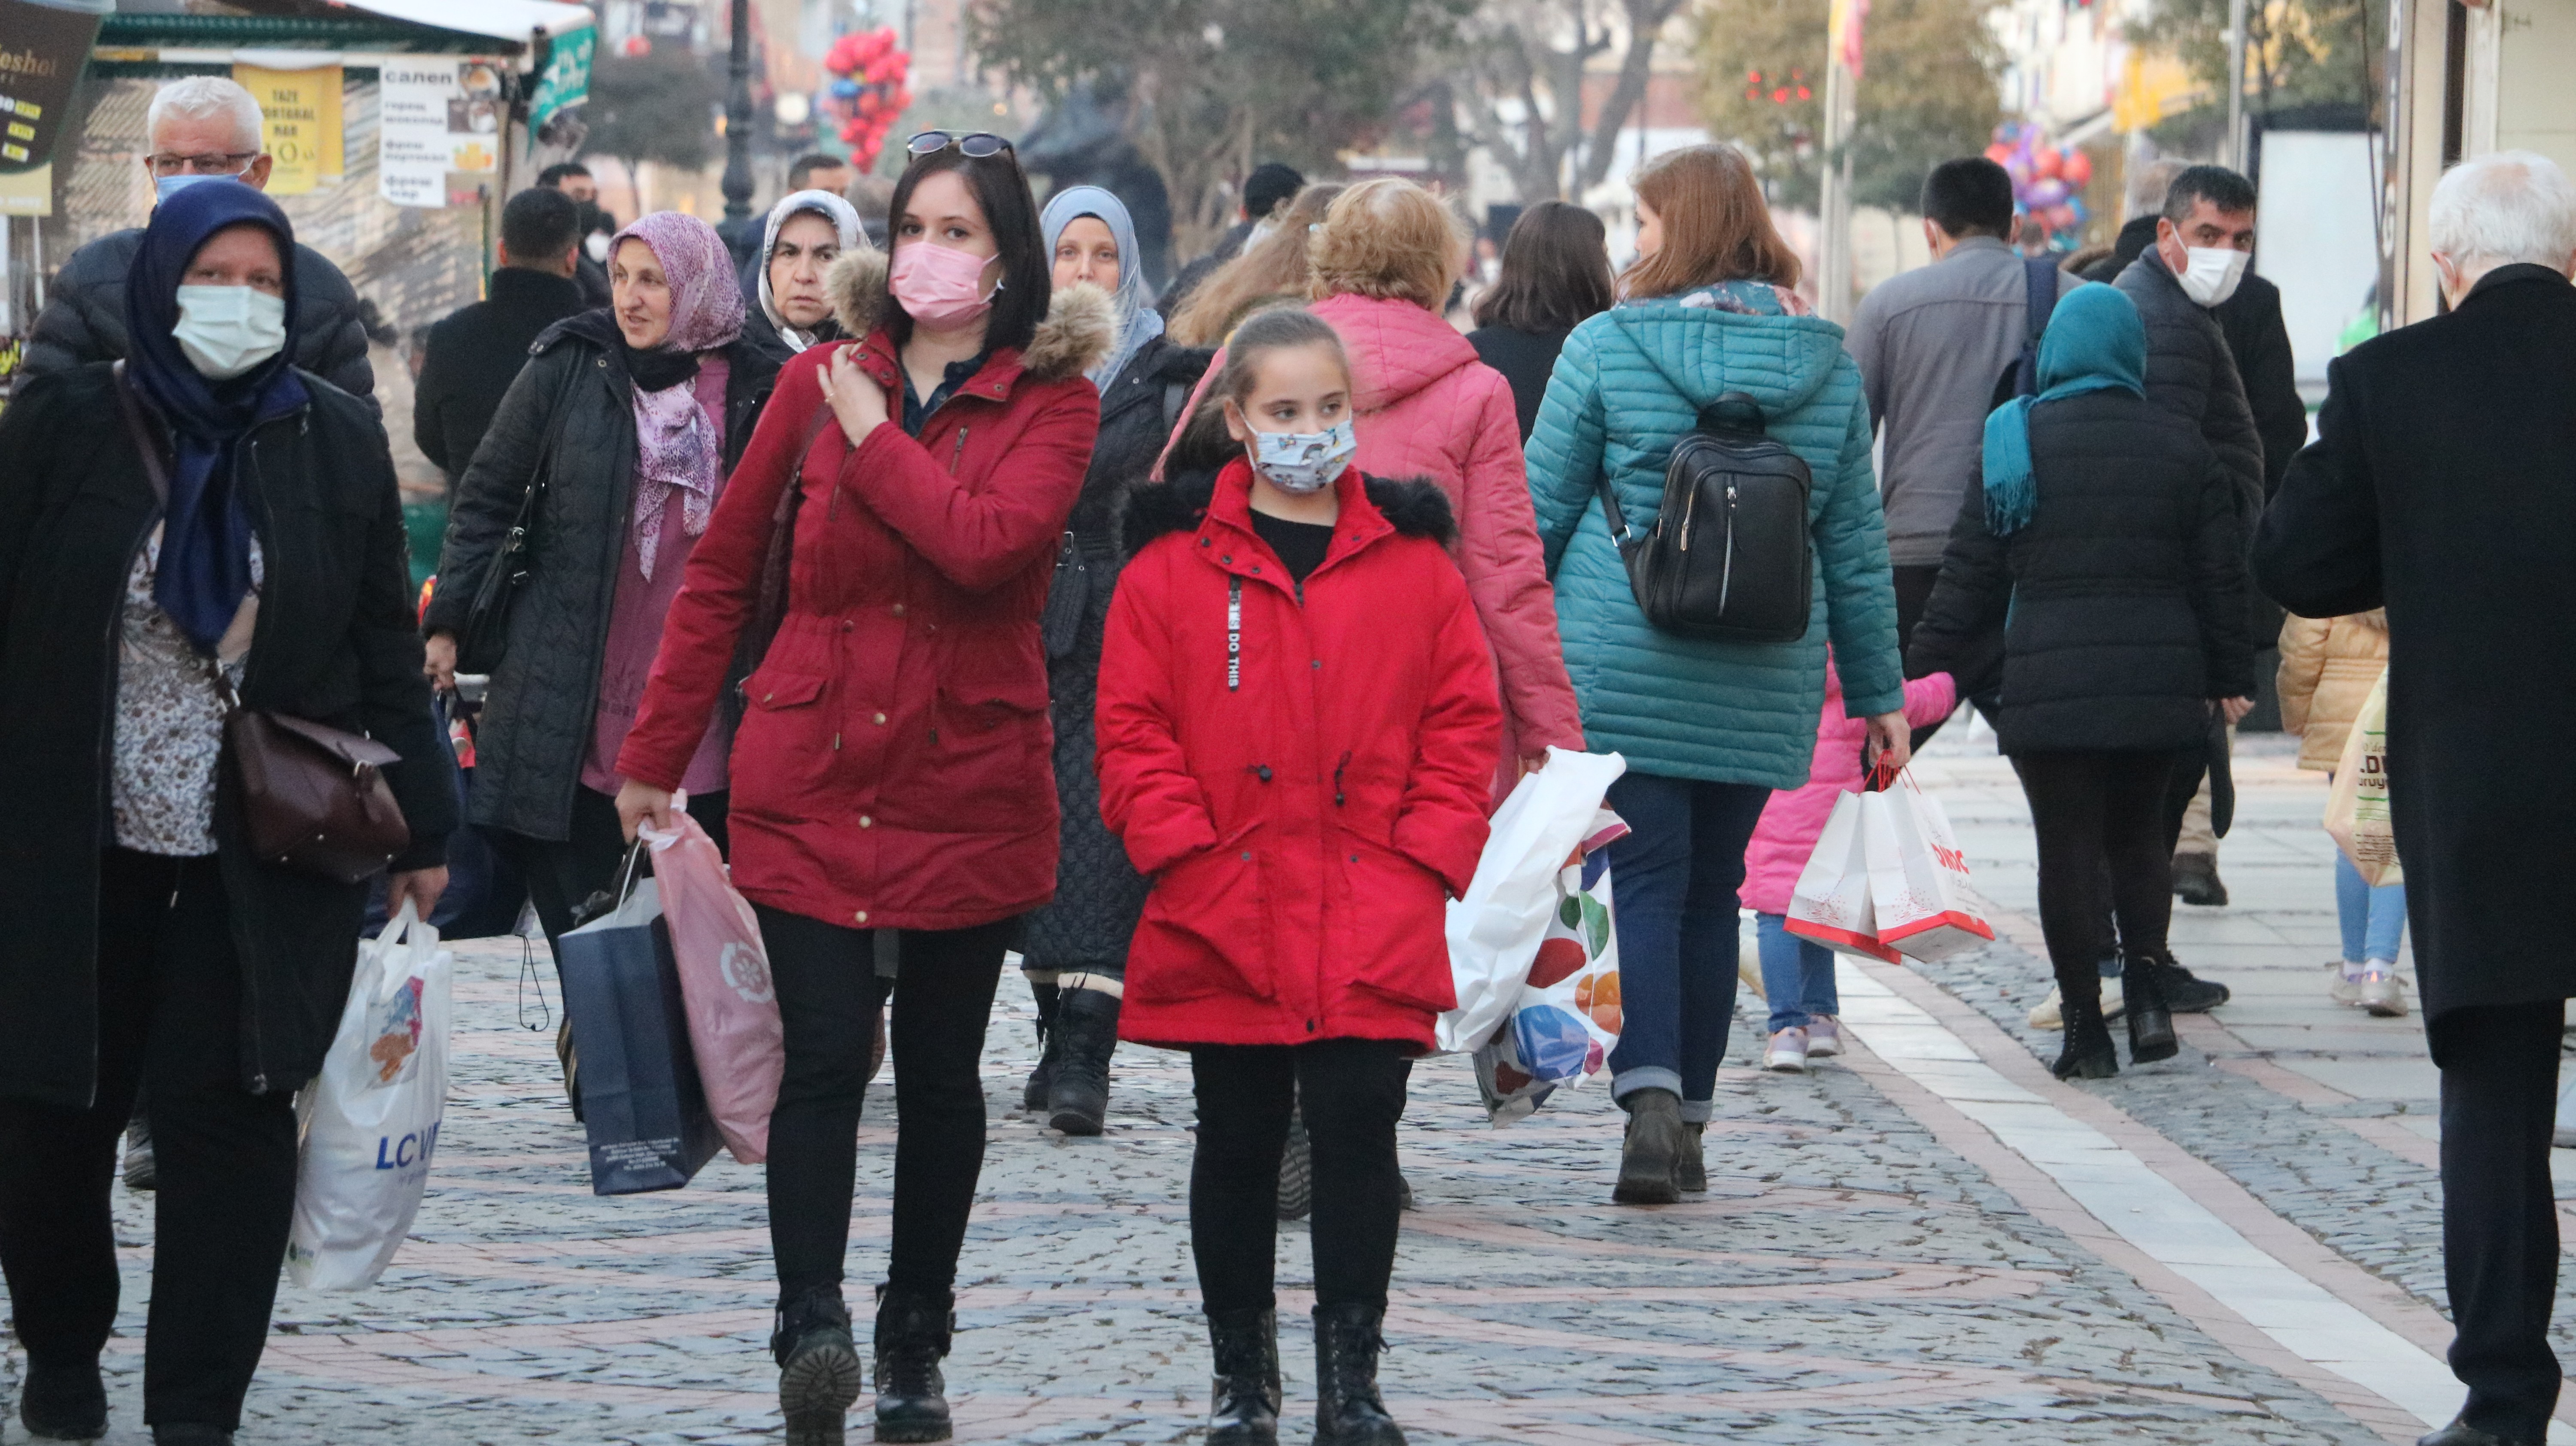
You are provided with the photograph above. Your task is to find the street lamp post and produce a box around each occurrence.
[721,0,754,231]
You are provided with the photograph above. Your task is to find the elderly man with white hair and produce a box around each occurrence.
[25,76,374,402]
[2256,149,2576,1446]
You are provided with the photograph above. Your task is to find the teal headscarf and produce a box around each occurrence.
[1981,281,2147,536]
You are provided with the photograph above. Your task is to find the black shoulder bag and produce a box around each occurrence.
[457,359,580,674]
[1595,392,1813,644]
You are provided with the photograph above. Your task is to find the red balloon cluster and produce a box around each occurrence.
[1983,123,2099,245]
[823,27,912,170]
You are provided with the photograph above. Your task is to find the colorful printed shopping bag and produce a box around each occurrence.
[1475,809,1628,1124]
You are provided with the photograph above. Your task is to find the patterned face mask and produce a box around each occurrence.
[1247,419,1358,495]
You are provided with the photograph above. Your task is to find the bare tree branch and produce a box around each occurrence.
[1577,0,1683,191]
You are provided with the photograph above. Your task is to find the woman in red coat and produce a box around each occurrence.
[613,134,1110,1446]
[1097,308,1501,1446]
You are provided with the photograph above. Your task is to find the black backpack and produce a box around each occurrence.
[1989,255,2067,409]
[1595,392,1812,644]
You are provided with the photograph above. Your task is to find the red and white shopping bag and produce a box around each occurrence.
[1785,791,1900,963]
[1860,767,1995,962]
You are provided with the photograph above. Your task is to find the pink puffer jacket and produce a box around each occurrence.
[1739,656,1958,916]
[1167,292,1586,766]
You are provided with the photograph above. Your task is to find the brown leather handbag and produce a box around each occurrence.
[114,364,413,884]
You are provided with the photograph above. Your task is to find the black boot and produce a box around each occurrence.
[1676,1122,1707,1193]
[771,1285,863,1446]
[1206,1307,1282,1445]
[1612,1087,1685,1205]
[1046,984,1120,1136]
[2145,950,2231,1012]
[150,1428,232,1445]
[2053,989,2120,1080]
[2172,852,2229,906]
[1022,980,1060,1112]
[20,1354,106,1440]
[1312,1302,1404,1446]
[871,1285,954,1443]
[2122,951,2178,1064]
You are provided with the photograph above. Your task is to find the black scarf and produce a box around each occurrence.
[622,341,701,393]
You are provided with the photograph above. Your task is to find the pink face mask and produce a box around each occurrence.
[889,240,998,328]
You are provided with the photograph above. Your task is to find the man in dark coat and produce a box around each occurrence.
[25,76,377,407]
[414,187,589,503]
[2113,164,2272,915]
[2252,151,2576,1446]
[1155,160,1303,319]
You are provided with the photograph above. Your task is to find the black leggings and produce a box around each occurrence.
[753,906,1012,1300]
[2009,750,2193,1002]
[1189,1039,1411,1315]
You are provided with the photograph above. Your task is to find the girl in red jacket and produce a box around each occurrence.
[614,136,1110,1446]
[1097,307,1502,1446]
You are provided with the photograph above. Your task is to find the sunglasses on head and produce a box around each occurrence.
[906,131,1013,159]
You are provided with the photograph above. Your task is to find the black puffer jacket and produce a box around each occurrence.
[25,228,377,408]
[1907,389,2255,754]
[1019,333,1214,970]
[0,364,454,1108]
[422,310,778,842]
[2114,250,2265,519]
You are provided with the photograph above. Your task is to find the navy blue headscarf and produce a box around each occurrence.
[122,179,311,654]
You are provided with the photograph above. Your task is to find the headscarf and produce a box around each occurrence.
[122,179,310,655]
[606,212,745,579]
[1040,185,1163,389]
[756,189,863,353]
[1980,282,2147,538]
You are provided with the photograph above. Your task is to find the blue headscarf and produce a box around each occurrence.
[122,179,310,654]
[1980,281,2146,537]
[1039,185,1163,390]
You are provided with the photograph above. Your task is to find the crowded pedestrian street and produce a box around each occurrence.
[12,728,2523,1446]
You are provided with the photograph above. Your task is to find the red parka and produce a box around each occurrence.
[1097,460,1502,1050]
[617,255,1113,930]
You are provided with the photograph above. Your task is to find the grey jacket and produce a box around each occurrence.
[25,227,377,408]
[1847,237,2061,567]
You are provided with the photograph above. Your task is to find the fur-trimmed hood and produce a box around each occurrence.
[1122,466,1457,558]
[823,247,1116,383]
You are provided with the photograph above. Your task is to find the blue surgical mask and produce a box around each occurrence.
[1248,419,1358,495]
[173,284,289,380]
[154,172,236,202]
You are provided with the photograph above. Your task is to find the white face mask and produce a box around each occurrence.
[173,284,288,380]
[585,231,611,263]
[2175,245,2251,307]
[1248,419,1358,495]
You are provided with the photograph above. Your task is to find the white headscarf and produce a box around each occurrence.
[757,188,863,353]
[1039,185,1165,389]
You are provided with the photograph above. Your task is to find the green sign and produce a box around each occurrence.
[528,27,593,132]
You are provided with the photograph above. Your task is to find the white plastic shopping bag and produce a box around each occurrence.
[1785,792,1899,963]
[1861,768,1996,962]
[2324,668,2402,887]
[1436,747,1626,1053]
[1473,809,1629,1123]
[287,902,452,1290]
[643,808,784,1165]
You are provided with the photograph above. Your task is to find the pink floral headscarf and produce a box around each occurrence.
[609,212,746,578]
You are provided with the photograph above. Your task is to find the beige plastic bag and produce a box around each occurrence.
[2324,668,2402,887]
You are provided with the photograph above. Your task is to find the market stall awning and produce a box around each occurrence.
[322,0,593,49]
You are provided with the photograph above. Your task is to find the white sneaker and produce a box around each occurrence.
[1765,1027,1809,1072]
[2359,963,2409,1018]
[2028,977,2123,1030]
[1804,1016,1842,1058]
[2329,961,2365,1006]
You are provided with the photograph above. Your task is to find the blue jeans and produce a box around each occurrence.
[1756,913,1838,1034]
[2335,851,2408,963]
[1603,772,1772,1123]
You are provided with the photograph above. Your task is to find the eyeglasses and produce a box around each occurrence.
[148,151,258,177]
[905,131,1012,159]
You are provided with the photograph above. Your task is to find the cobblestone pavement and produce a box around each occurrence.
[0,727,2546,1445]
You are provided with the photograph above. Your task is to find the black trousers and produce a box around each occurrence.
[754,905,1011,1300]
[498,786,730,955]
[1189,1039,1411,1315]
[2008,750,2192,1000]
[0,851,298,1430]
[2433,1004,2566,1441]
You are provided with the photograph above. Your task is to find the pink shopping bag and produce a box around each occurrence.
[642,809,783,1164]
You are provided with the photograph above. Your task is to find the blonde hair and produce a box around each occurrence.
[1309,176,1467,310]
[1620,145,1801,301]
[1169,182,1347,346]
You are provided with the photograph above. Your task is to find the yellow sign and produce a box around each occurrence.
[0,163,48,216]
[231,63,342,194]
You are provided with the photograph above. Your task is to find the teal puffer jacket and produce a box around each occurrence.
[1524,288,1905,789]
